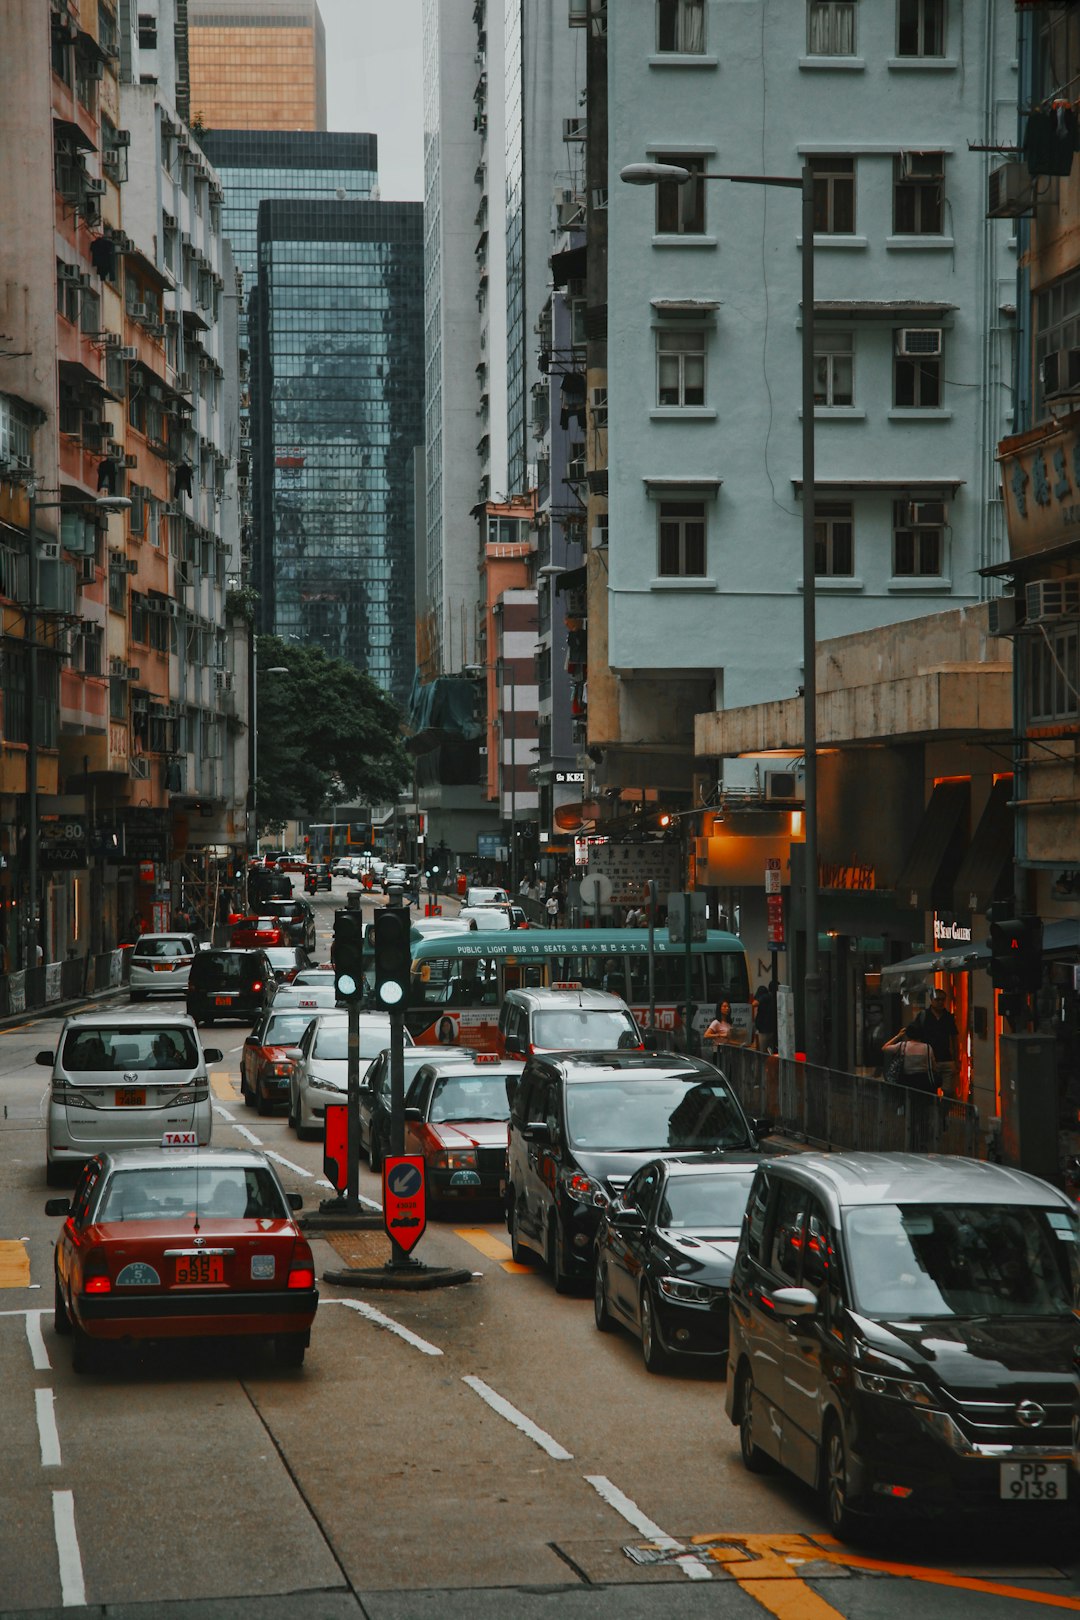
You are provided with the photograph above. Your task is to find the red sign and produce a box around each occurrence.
[382,1155,427,1252]
[323,1102,348,1192]
[766,893,785,947]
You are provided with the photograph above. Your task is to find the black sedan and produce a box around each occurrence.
[593,1156,761,1374]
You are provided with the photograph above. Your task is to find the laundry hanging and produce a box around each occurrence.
[96,456,118,494]
[89,236,116,280]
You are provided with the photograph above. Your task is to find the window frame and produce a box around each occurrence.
[893,332,943,409]
[807,0,858,57]
[896,0,946,58]
[810,155,856,235]
[813,331,854,407]
[892,499,946,577]
[656,326,707,407]
[656,0,707,54]
[813,501,854,577]
[1027,622,1080,724]
[893,152,945,235]
[655,154,707,236]
[657,499,708,578]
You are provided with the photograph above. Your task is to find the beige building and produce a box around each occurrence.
[187,0,327,132]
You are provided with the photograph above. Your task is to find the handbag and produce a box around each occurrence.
[883,1043,906,1085]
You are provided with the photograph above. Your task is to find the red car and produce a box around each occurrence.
[403,1053,523,1209]
[47,1146,318,1371]
[239,1005,321,1114]
[230,915,286,948]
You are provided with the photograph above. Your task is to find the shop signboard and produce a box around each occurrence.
[999,416,1080,559]
[765,858,782,895]
[590,842,682,907]
[38,820,87,870]
[766,893,785,947]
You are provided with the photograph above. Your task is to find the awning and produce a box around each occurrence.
[894,779,970,912]
[881,940,989,985]
[53,117,96,153]
[1045,918,1080,956]
[554,565,587,596]
[651,298,722,316]
[58,359,120,402]
[952,777,1013,916]
[793,478,966,496]
[550,245,586,288]
[980,534,1080,577]
[812,300,957,321]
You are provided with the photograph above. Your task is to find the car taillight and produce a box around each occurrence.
[251,981,263,993]
[177,956,193,968]
[288,1265,315,1289]
[84,1275,112,1293]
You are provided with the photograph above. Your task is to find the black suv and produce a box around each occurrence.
[186,948,276,1025]
[260,897,317,953]
[505,1051,769,1294]
[725,1153,1080,1535]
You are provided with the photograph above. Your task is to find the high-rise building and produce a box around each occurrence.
[250,200,424,702]
[187,0,327,132]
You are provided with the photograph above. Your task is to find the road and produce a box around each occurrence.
[1,880,1078,1619]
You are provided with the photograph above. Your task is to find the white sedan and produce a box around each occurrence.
[288,1012,413,1140]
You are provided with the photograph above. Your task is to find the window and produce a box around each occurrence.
[131,594,148,646]
[807,0,857,55]
[810,156,856,233]
[770,1181,809,1282]
[129,485,146,535]
[894,331,942,407]
[137,14,158,49]
[655,154,706,235]
[108,563,127,614]
[814,502,854,576]
[813,332,853,406]
[0,394,34,466]
[897,0,945,57]
[1034,269,1080,420]
[657,0,706,52]
[658,500,707,576]
[80,288,100,338]
[1028,623,1080,723]
[570,297,587,346]
[109,674,127,721]
[893,152,944,234]
[893,499,945,576]
[657,328,706,406]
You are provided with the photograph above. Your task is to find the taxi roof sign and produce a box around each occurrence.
[552,981,583,991]
[161,1130,197,1149]
[474,1052,501,1064]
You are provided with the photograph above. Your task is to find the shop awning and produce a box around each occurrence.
[53,117,96,153]
[881,940,989,985]
[550,245,586,288]
[1045,918,1080,956]
[952,777,1013,916]
[894,779,970,912]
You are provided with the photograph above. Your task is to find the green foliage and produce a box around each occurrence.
[255,636,408,824]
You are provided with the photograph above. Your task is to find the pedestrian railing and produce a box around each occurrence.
[0,949,127,1019]
[718,1045,981,1160]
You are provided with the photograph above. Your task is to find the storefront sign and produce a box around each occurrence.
[38,821,87,870]
[555,770,585,784]
[766,893,785,947]
[819,861,875,891]
[999,415,1080,558]
[591,842,683,907]
[764,858,782,895]
[477,834,506,860]
[934,913,972,945]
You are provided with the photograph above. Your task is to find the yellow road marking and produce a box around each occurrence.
[454,1227,534,1273]
[210,1070,239,1100]
[0,1240,31,1288]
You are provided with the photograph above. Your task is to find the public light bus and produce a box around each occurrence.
[407,927,751,1050]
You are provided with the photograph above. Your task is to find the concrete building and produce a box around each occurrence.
[594,0,1017,803]
[479,493,538,885]
[187,0,327,132]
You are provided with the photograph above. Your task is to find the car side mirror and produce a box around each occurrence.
[44,1198,71,1216]
[752,1117,774,1138]
[37,1050,55,1067]
[203,1048,223,1063]
[282,1048,304,1062]
[286,1192,303,1211]
[523,1120,551,1144]
[771,1286,818,1319]
[404,1105,423,1122]
[610,1207,644,1231]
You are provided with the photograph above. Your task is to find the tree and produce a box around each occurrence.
[254,636,409,825]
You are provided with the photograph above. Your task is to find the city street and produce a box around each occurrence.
[1,884,1078,1620]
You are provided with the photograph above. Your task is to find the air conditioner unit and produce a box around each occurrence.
[37,540,61,563]
[114,129,131,148]
[123,558,139,575]
[987,162,1034,219]
[145,324,166,339]
[102,150,122,173]
[175,372,192,393]
[987,596,1020,635]
[126,665,141,682]
[176,131,190,150]
[568,0,587,22]
[102,332,123,348]
[896,328,942,357]
[765,768,805,804]
[117,346,138,362]
[130,303,150,321]
[898,151,943,181]
[908,501,946,525]
[1026,575,1080,621]
[105,439,124,459]
[181,232,192,250]
[123,453,138,468]
[214,670,233,691]
[563,117,586,142]
[84,177,107,196]
[130,756,151,779]
[1040,348,1080,399]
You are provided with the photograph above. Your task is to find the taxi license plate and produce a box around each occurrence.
[175,1254,224,1285]
[115,1088,146,1107]
[215,995,233,1006]
[154,964,173,972]
[999,1462,1067,1501]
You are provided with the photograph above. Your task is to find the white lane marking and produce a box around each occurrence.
[214,1106,381,1204]
[25,1309,51,1370]
[51,1490,86,1607]
[335,1296,443,1357]
[229,1044,244,1053]
[462,1375,573,1461]
[584,1474,712,1582]
[213,1104,261,1146]
[36,1388,62,1467]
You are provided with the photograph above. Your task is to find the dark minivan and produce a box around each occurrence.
[726,1153,1080,1535]
[186,948,276,1025]
[505,1050,772,1294]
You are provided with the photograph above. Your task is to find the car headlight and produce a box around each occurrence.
[658,1275,725,1305]
[852,1369,937,1406]
[432,1149,477,1171]
[311,1073,346,1093]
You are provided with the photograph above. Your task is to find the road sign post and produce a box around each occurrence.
[376,886,416,1268]
[383,1155,427,1254]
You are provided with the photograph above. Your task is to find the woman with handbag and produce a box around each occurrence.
[881,1023,937,1094]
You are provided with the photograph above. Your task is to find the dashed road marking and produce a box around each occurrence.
[51,1490,86,1607]
[25,1309,51,1370]
[454,1226,533,1273]
[35,1388,62,1467]
[462,1375,573,1460]
[333,1296,443,1356]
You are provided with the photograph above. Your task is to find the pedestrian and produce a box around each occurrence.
[881,1022,936,1093]
[908,987,960,1096]
[703,1000,743,1052]
[545,891,560,928]
[752,984,777,1053]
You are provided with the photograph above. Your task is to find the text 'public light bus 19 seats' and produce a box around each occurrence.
[406,927,751,1050]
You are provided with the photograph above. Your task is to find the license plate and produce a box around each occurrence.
[154,964,173,972]
[115,1088,146,1107]
[999,1462,1067,1501]
[175,1254,225,1285]
[215,995,233,1006]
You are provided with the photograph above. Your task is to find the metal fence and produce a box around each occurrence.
[719,1045,981,1161]
[0,950,127,1020]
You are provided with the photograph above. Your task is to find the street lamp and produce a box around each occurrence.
[496,657,518,894]
[250,659,288,864]
[24,490,131,967]
[619,160,823,1063]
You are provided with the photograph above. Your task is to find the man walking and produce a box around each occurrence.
[912,988,960,1096]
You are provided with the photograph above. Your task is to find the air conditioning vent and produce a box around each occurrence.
[114,129,131,148]
[117,346,138,362]
[896,328,942,358]
[1040,348,1080,400]
[214,670,234,691]
[126,665,141,683]
[84,177,108,196]
[102,332,123,348]
[130,756,151,779]
[123,453,138,469]
[563,118,586,142]
[37,540,61,563]
[123,558,139,575]
[987,596,1020,635]
[1025,576,1080,621]
[987,162,1035,219]
[765,768,805,804]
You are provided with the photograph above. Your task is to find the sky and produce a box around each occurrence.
[320,0,425,201]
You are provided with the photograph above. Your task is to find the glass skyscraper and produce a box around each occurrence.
[250,200,424,702]
[188,0,329,132]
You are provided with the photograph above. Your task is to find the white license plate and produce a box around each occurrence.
[999,1462,1068,1501]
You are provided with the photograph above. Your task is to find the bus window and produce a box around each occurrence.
[445,957,499,1007]
[411,961,452,1006]
[628,955,650,1002]
[652,954,704,1002]
[703,951,750,1003]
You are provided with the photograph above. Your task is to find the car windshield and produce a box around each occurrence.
[265,948,297,966]
[656,1171,757,1230]
[264,902,302,917]
[533,1009,639,1049]
[843,1203,1080,1320]
[132,938,189,959]
[196,954,248,985]
[96,1166,288,1222]
[62,1027,199,1072]
[428,1074,513,1124]
[565,1078,750,1152]
[311,1022,393,1060]
[263,1013,314,1047]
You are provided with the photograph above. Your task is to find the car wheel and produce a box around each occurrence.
[275,1335,307,1369]
[736,1363,774,1474]
[71,1322,96,1375]
[594,1261,614,1332]
[256,1084,272,1117]
[295,1101,317,1143]
[549,1221,574,1296]
[54,1271,71,1336]
[508,1194,530,1264]
[639,1285,670,1373]
[240,1070,255,1109]
[822,1418,857,1539]
[45,1160,66,1189]
[287,1090,299,1133]
[368,1127,383,1174]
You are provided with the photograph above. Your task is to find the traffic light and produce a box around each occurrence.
[988,915,1043,994]
[373,907,411,1008]
[333,909,366,1005]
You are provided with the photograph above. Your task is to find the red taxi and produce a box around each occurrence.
[230,915,287,949]
[403,1053,523,1210]
[239,1005,321,1114]
[47,1145,318,1372]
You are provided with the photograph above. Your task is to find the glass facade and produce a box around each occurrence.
[505,0,525,492]
[251,201,424,702]
[188,1,328,131]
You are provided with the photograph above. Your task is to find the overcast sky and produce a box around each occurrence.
[319,0,424,201]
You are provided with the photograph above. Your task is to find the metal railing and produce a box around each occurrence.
[0,949,128,1020]
[718,1044,981,1160]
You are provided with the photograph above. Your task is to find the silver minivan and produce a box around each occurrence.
[128,932,201,1000]
[40,1012,221,1185]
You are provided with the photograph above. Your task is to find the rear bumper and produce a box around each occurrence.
[77,1287,318,1340]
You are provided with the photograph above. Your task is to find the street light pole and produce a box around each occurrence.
[620,161,822,1062]
[499,658,517,894]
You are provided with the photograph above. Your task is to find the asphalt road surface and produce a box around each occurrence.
[2,881,1079,1619]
